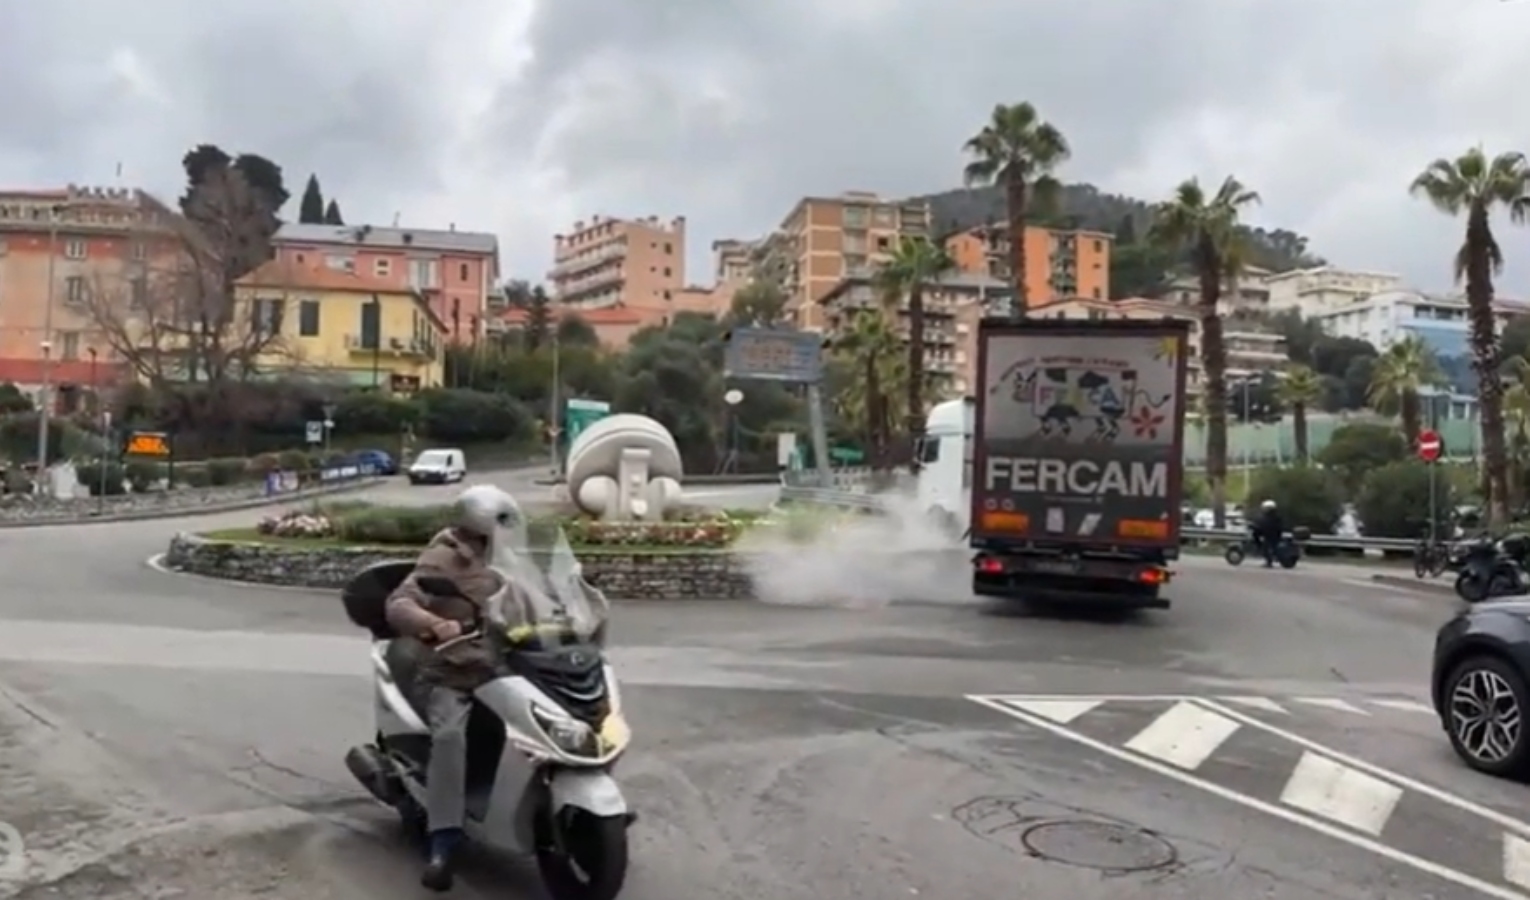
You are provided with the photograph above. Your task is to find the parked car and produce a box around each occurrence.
[1431,599,1530,777]
[407,448,466,485]
[351,449,398,476]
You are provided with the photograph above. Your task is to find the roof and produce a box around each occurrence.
[274,222,499,256]
[496,305,644,326]
[818,271,1011,305]
[238,260,448,332]
[1031,296,1186,317]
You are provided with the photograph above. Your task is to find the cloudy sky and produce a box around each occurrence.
[3,0,1530,296]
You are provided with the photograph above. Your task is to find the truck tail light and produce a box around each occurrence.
[1137,567,1170,585]
[976,556,1005,575]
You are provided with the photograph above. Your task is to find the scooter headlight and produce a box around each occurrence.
[531,704,599,756]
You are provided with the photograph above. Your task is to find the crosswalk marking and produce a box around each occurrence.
[1294,696,1370,715]
[1002,698,1102,724]
[1279,751,1403,836]
[1371,698,1434,714]
[1221,695,1288,714]
[1122,701,1240,770]
[1505,834,1530,890]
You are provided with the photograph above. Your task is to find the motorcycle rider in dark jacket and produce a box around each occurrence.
[1253,500,1286,568]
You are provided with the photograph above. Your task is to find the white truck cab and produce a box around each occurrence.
[914,397,974,537]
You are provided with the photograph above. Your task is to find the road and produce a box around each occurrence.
[0,479,1522,899]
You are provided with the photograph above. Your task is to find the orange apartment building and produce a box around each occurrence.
[549,215,686,327]
[761,191,933,332]
[0,185,170,404]
[670,238,757,319]
[945,224,1113,306]
[272,222,500,343]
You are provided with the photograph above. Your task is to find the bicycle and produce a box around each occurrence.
[1413,537,1452,579]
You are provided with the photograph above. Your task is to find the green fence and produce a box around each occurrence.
[1182,414,1480,466]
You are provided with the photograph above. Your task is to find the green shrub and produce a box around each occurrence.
[123,460,163,492]
[417,388,531,444]
[176,465,213,488]
[76,463,127,496]
[206,457,247,486]
[334,391,420,435]
[334,504,455,546]
[1317,423,1408,497]
[1245,465,1345,535]
[1356,460,1457,540]
[277,449,312,473]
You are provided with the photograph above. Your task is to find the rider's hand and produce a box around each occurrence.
[428,619,463,642]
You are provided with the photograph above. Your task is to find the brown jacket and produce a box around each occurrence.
[386,528,505,690]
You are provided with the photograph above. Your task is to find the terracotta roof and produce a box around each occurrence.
[239,259,403,293]
[496,306,644,326]
[0,358,130,385]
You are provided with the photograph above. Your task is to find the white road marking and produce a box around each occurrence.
[1370,698,1434,714]
[1279,751,1403,836]
[1294,697,1370,715]
[998,699,1102,724]
[1122,701,1241,770]
[1221,695,1288,714]
[969,694,1530,900]
[1504,834,1530,890]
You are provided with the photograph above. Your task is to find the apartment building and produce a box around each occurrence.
[491,305,646,351]
[820,271,1010,398]
[668,238,758,320]
[0,185,168,404]
[944,224,1112,306]
[1263,265,1401,316]
[1029,296,1289,393]
[765,192,933,332]
[272,223,499,343]
[549,215,685,325]
[1162,264,1274,314]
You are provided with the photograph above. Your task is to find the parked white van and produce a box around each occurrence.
[406,448,466,485]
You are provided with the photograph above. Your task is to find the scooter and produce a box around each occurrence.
[1454,534,1530,603]
[1224,527,1310,569]
[339,523,633,900]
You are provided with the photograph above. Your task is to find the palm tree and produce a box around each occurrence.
[1367,336,1443,446]
[833,312,906,470]
[1410,147,1530,525]
[1148,176,1261,529]
[875,236,954,456]
[1503,355,1530,510]
[1277,364,1324,461]
[961,102,1070,317]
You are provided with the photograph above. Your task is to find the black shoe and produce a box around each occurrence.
[421,850,456,892]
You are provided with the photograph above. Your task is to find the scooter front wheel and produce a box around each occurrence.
[537,808,629,900]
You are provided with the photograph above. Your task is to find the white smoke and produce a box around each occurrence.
[739,493,970,609]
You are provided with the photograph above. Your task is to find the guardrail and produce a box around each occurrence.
[779,484,1419,554]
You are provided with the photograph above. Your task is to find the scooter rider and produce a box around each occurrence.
[1253,499,1285,568]
[385,484,525,891]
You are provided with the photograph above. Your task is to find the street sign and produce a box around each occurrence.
[724,327,823,383]
[305,421,324,445]
[123,431,170,458]
[1418,429,1443,462]
[564,398,610,447]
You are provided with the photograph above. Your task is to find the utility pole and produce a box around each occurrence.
[370,294,382,389]
[35,207,60,494]
[548,326,562,478]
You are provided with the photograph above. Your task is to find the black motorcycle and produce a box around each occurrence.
[1453,534,1530,603]
[1225,527,1311,569]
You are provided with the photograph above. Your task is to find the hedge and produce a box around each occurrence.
[74,449,373,497]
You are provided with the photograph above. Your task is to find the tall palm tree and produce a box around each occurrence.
[1502,355,1530,510]
[1367,336,1443,447]
[875,236,954,456]
[1148,176,1261,529]
[833,312,906,470]
[1277,364,1324,461]
[961,102,1070,317]
[1410,147,1530,525]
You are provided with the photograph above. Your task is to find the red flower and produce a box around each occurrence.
[1131,406,1165,439]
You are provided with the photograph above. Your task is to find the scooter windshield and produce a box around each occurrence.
[482,518,610,648]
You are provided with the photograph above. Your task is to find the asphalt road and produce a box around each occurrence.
[0,484,1524,899]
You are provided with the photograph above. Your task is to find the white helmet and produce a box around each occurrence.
[1261,499,1276,510]
[452,484,522,539]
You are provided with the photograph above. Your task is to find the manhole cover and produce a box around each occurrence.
[1020,820,1177,872]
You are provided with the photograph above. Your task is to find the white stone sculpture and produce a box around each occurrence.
[566,414,683,521]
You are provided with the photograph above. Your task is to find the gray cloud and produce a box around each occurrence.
[3,0,1530,296]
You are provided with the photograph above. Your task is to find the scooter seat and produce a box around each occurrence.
[383,638,433,717]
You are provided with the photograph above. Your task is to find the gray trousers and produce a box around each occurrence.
[424,686,473,832]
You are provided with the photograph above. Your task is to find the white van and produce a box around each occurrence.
[407,448,466,485]
[914,397,974,537]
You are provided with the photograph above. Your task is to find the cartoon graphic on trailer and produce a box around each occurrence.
[989,348,1176,444]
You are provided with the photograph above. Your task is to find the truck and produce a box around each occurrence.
[914,318,1191,609]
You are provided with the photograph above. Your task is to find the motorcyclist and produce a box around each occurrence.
[385,484,522,891]
[1253,499,1286,568]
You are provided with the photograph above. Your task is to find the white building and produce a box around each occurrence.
[1264,266,1403,316]
[1162,265,1275,315]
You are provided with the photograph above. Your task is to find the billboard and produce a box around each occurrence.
[723,328,823,383]
[972,321,1188,546]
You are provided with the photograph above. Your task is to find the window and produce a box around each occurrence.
[919,436,941,464]
[663,242,673,254]
[872,207,895,228]
[843,233,867,254]
[65,276,86,304]
[459,263,469,282]
[298,300,321,336]
[875,236,890,251]
[373,258,392,278]
[409,258,439,290]
[662,267,671,277]
[324,253,355,272]
[1093,239,1103,252]
[59,332,80,360]
[130,241,147,261]
[130,277,148,308]
[843,206,868,228]
[359,299,381,349]
[251,298,285,336]
[63,239,87,260]
[1092,287,1102,299]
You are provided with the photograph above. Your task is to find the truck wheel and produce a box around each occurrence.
[1224,545,1245,566]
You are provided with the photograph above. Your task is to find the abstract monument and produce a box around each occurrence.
[565,414,683,521]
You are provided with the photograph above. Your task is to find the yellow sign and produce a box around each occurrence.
[124,432,170,457]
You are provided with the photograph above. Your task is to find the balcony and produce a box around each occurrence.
[345,334,435,358]
[549,240,626,278]
[557,267,624,301]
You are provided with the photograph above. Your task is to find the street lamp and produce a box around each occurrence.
[721,388,744,474]
[33,340,51,495]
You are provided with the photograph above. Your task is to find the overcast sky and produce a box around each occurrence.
[3,0,1530,297]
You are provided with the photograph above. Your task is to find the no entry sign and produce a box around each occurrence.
[1418,429,1442,463]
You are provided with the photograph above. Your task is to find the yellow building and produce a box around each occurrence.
[236,259,447,391]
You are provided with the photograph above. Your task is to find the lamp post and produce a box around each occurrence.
[369,294,382,389]
[548,325,561,477]
[87,347,97,414]
[34,208,60,493]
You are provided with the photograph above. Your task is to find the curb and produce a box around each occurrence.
[0,477,385,529]
[1370,573,1456,596]
[532,474,783,487]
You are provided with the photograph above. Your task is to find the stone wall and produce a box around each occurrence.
[0,478,379,527]
[163,533,754,600]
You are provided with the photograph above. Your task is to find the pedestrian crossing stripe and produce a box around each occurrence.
[974,692,1435,718]
[968,693,1530,900]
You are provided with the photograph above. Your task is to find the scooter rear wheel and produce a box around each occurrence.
[1224,545,1246,566]
[536,808,629,900]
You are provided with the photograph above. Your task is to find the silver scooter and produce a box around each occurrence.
[340,522,633,900]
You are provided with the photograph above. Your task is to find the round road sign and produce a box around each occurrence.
[1417,429,1442,462]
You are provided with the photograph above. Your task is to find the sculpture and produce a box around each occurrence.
[565,414,682,521]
